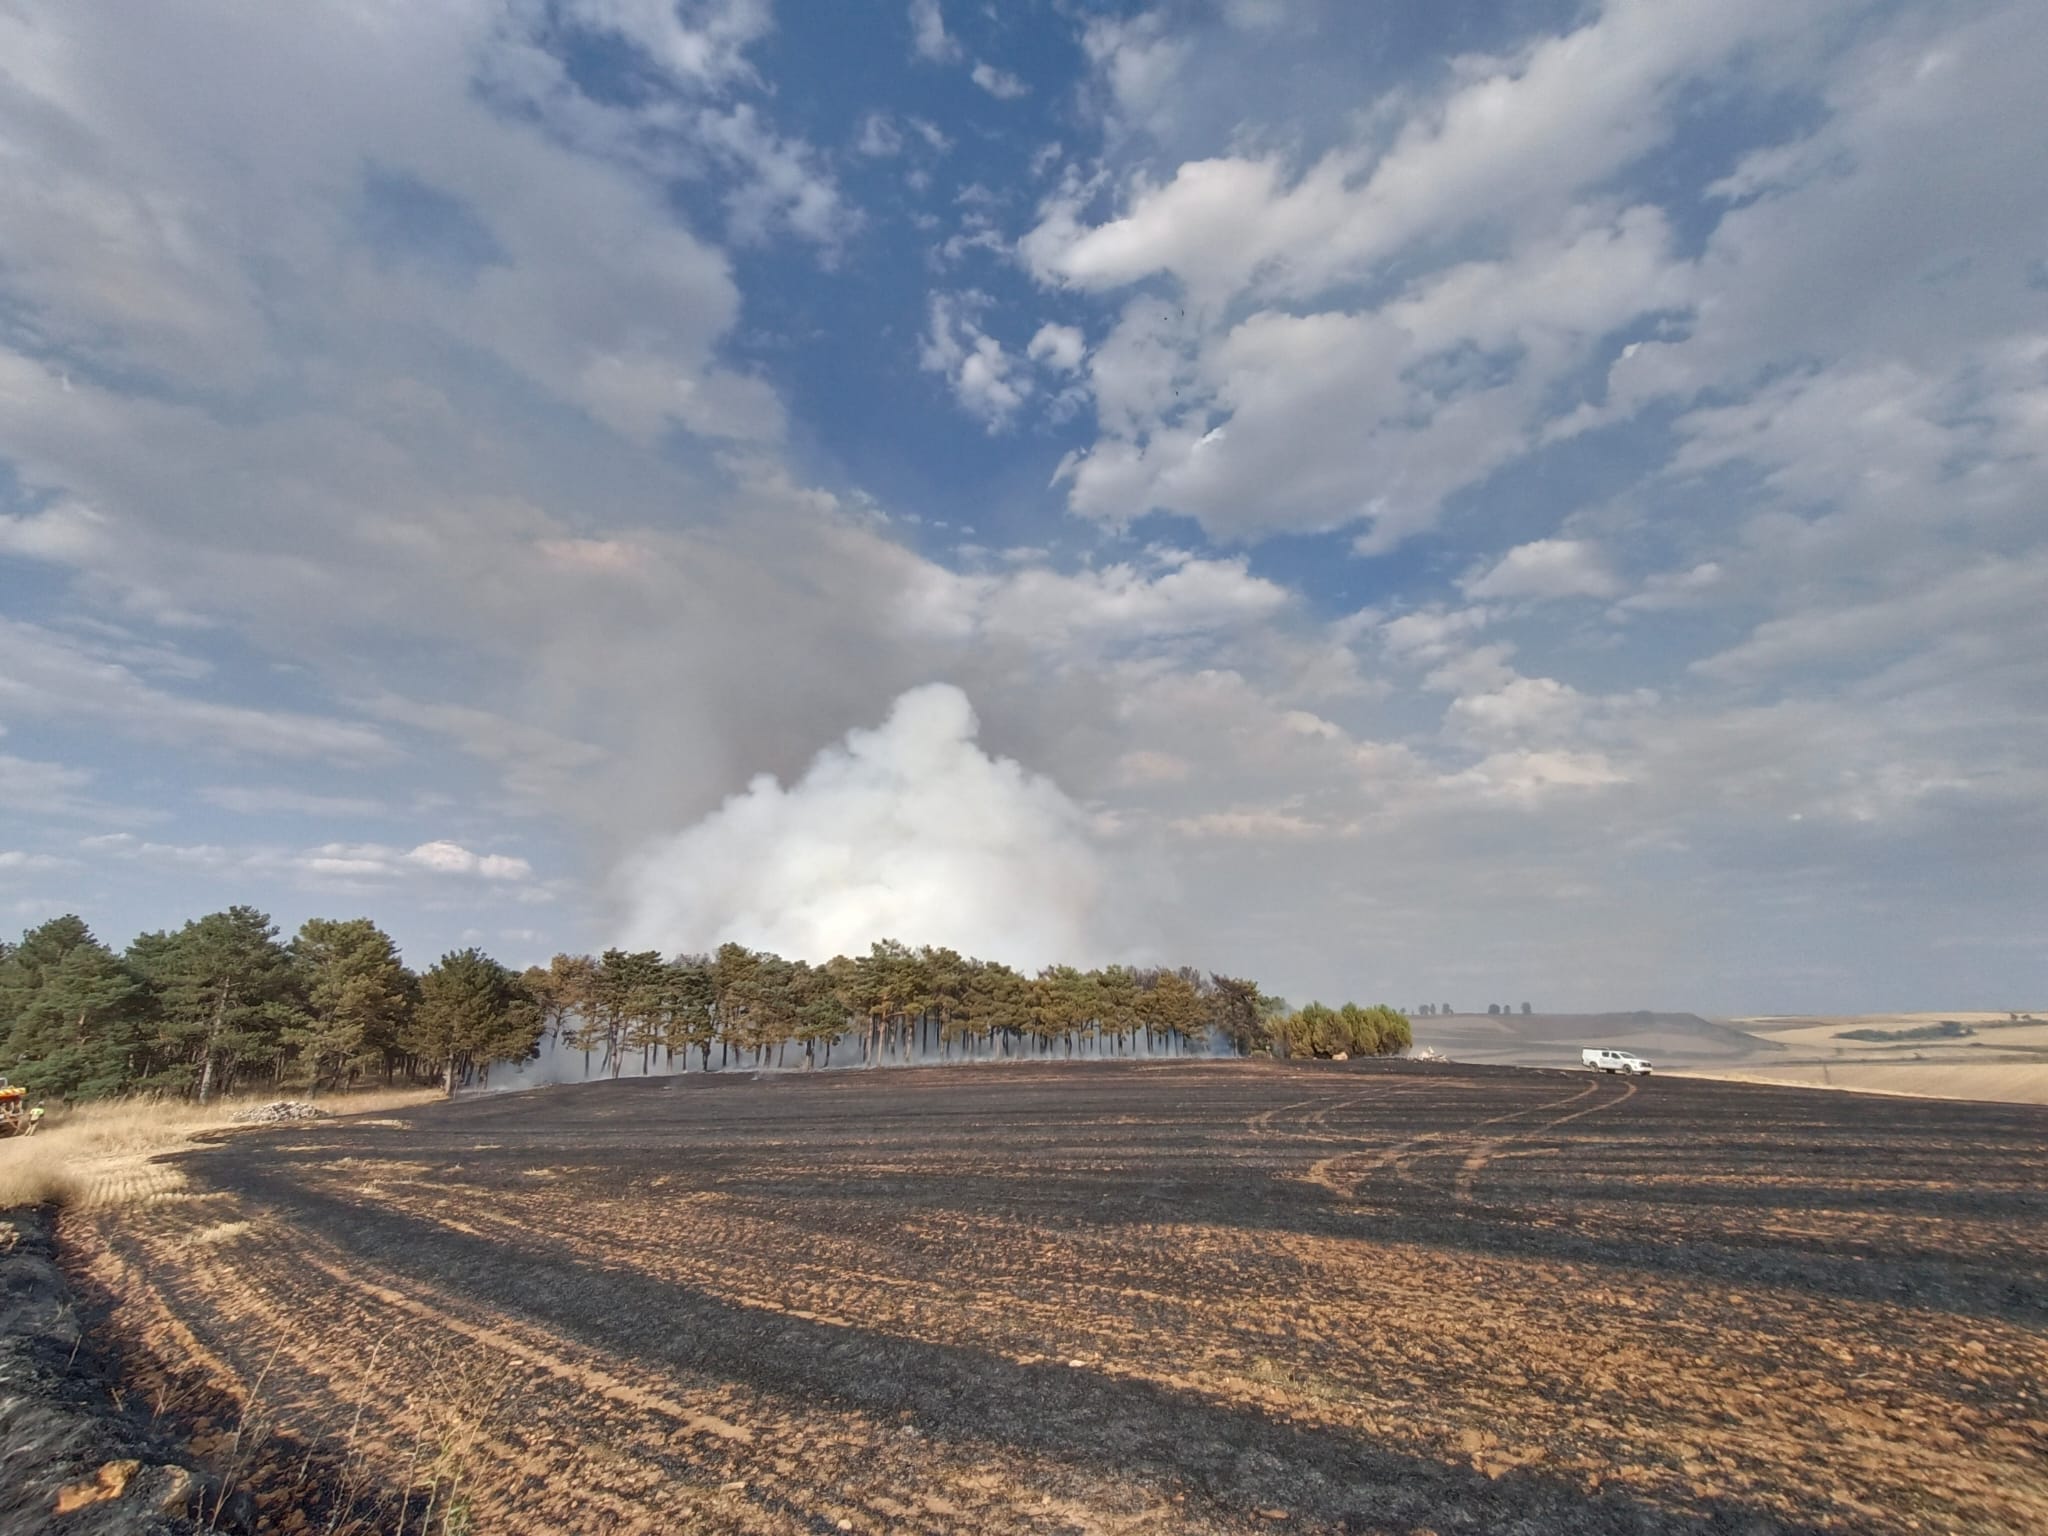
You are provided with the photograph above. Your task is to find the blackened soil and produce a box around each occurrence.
[67,1061,2048,1534]
[1,1206,243,1536]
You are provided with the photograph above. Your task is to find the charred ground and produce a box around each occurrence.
[62,1060,2048,1534]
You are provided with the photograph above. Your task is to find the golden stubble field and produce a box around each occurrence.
[1683,1012,2048,1106]
[56,1061,2048,1535]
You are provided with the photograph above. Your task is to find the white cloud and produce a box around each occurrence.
[0,0,2042,1015]
[1026,323,1086,373]
[692,105,854,248]
[0,617,392,762]
[962,554,1290,655]
[1614,562,1723,615]
[620,684,1122,967]
[1031,0,1829,303]
[556,0,772,89]
[1170,806,1320,841]
[1462,539,1620,601]
[971,62,1029,100]
[1379,607,1491,662]
[854,112,904,157]
[0,2,792,450]
[1446,749,1628,803]
[404,840,535,881]
[1081,12,1192,139]
[908,0,960,64]
[1693,553,2048,688]
[1053,207,1687,546]
[1447,677,1589,748]
[919,292,1030,428]
[1113,749,1192,787]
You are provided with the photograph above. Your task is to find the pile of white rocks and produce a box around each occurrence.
[228,1100,330,1124]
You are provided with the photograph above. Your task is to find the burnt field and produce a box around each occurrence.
[66,1061,2048,1535]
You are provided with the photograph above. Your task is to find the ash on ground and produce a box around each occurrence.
[0,1208,251,1536]
[227,1102,329,1125]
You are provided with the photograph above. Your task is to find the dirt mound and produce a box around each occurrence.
[226,1101,329,1125]
[0,1208,250,1536]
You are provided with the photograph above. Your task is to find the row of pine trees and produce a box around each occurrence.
[0,909,533,1102]
[0,912,1412,1104]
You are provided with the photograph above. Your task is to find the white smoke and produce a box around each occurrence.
[617,683,1112,967]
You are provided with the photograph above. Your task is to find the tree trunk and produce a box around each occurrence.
[195,979,230,1106]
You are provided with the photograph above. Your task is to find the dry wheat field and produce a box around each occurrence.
[61,1060,2048,1535]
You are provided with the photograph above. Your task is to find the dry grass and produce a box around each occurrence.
[1670,1061,2048,1105]
[0,1085,439,1212]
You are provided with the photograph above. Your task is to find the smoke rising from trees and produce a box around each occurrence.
[617,684,1125,970]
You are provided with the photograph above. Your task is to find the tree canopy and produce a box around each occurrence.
[0,910,1412,1102]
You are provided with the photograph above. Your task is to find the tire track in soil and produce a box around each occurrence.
[65,1062,2048,1535]
[1304,1076,1610,1201]
[82,1209,815,1533]
[84,1187,1273,1534]
[1453,1077,1640,1205]
[265,1120,2045,1534]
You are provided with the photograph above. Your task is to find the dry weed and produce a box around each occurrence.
[0,1086,440,1212]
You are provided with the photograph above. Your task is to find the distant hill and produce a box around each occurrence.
[1410,1011,1774,1067]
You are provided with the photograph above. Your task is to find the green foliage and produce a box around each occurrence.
[0,917,151,1101]
[4,906,1409,1099]
[1267,999,1412,1059]
[128,906,306,1103]
[0,910,534,1103]
[289,917,416,1090]
[1835,1020,1973,1042]
[410,949,542,1094]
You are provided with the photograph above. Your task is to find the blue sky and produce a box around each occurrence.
[0,0,2043,1013]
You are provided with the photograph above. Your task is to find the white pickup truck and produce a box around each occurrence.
[1582,1047,1654,1075]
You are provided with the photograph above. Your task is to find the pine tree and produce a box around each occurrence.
[409,949,541,1095]
[289,917,416,1092]
[0,916,151,1100]
[130,907,305,1103]
[664,956,716,1070]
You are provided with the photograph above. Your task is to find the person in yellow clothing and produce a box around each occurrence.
[24,1103,44,1136]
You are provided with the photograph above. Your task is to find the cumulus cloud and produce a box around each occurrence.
[1049,207,1687,546]
[1080,12,1192,139]
[1446,749,1628,802]
[1027,322,1086,372]
[908,0,960,63]
[971,62,1029,100]
[557,0,772,89]
[920,292,1030,428]
[619,684,1118,967]
[1462,539,1620,601]
[405,840,535,881]
[2,0,2044,1014]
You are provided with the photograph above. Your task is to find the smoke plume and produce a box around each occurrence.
[617,684,1112,967]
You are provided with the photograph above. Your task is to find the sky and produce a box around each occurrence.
[0,0,2043,1015]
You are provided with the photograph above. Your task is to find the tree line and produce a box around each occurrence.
[0,911,1411,1104]
[1410,1003,1533,1016]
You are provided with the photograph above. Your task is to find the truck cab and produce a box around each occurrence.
[1581,1047,1653,1075]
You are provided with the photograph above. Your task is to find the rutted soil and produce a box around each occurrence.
[64,1061,2048,1534]
[1,1207,246,1536]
